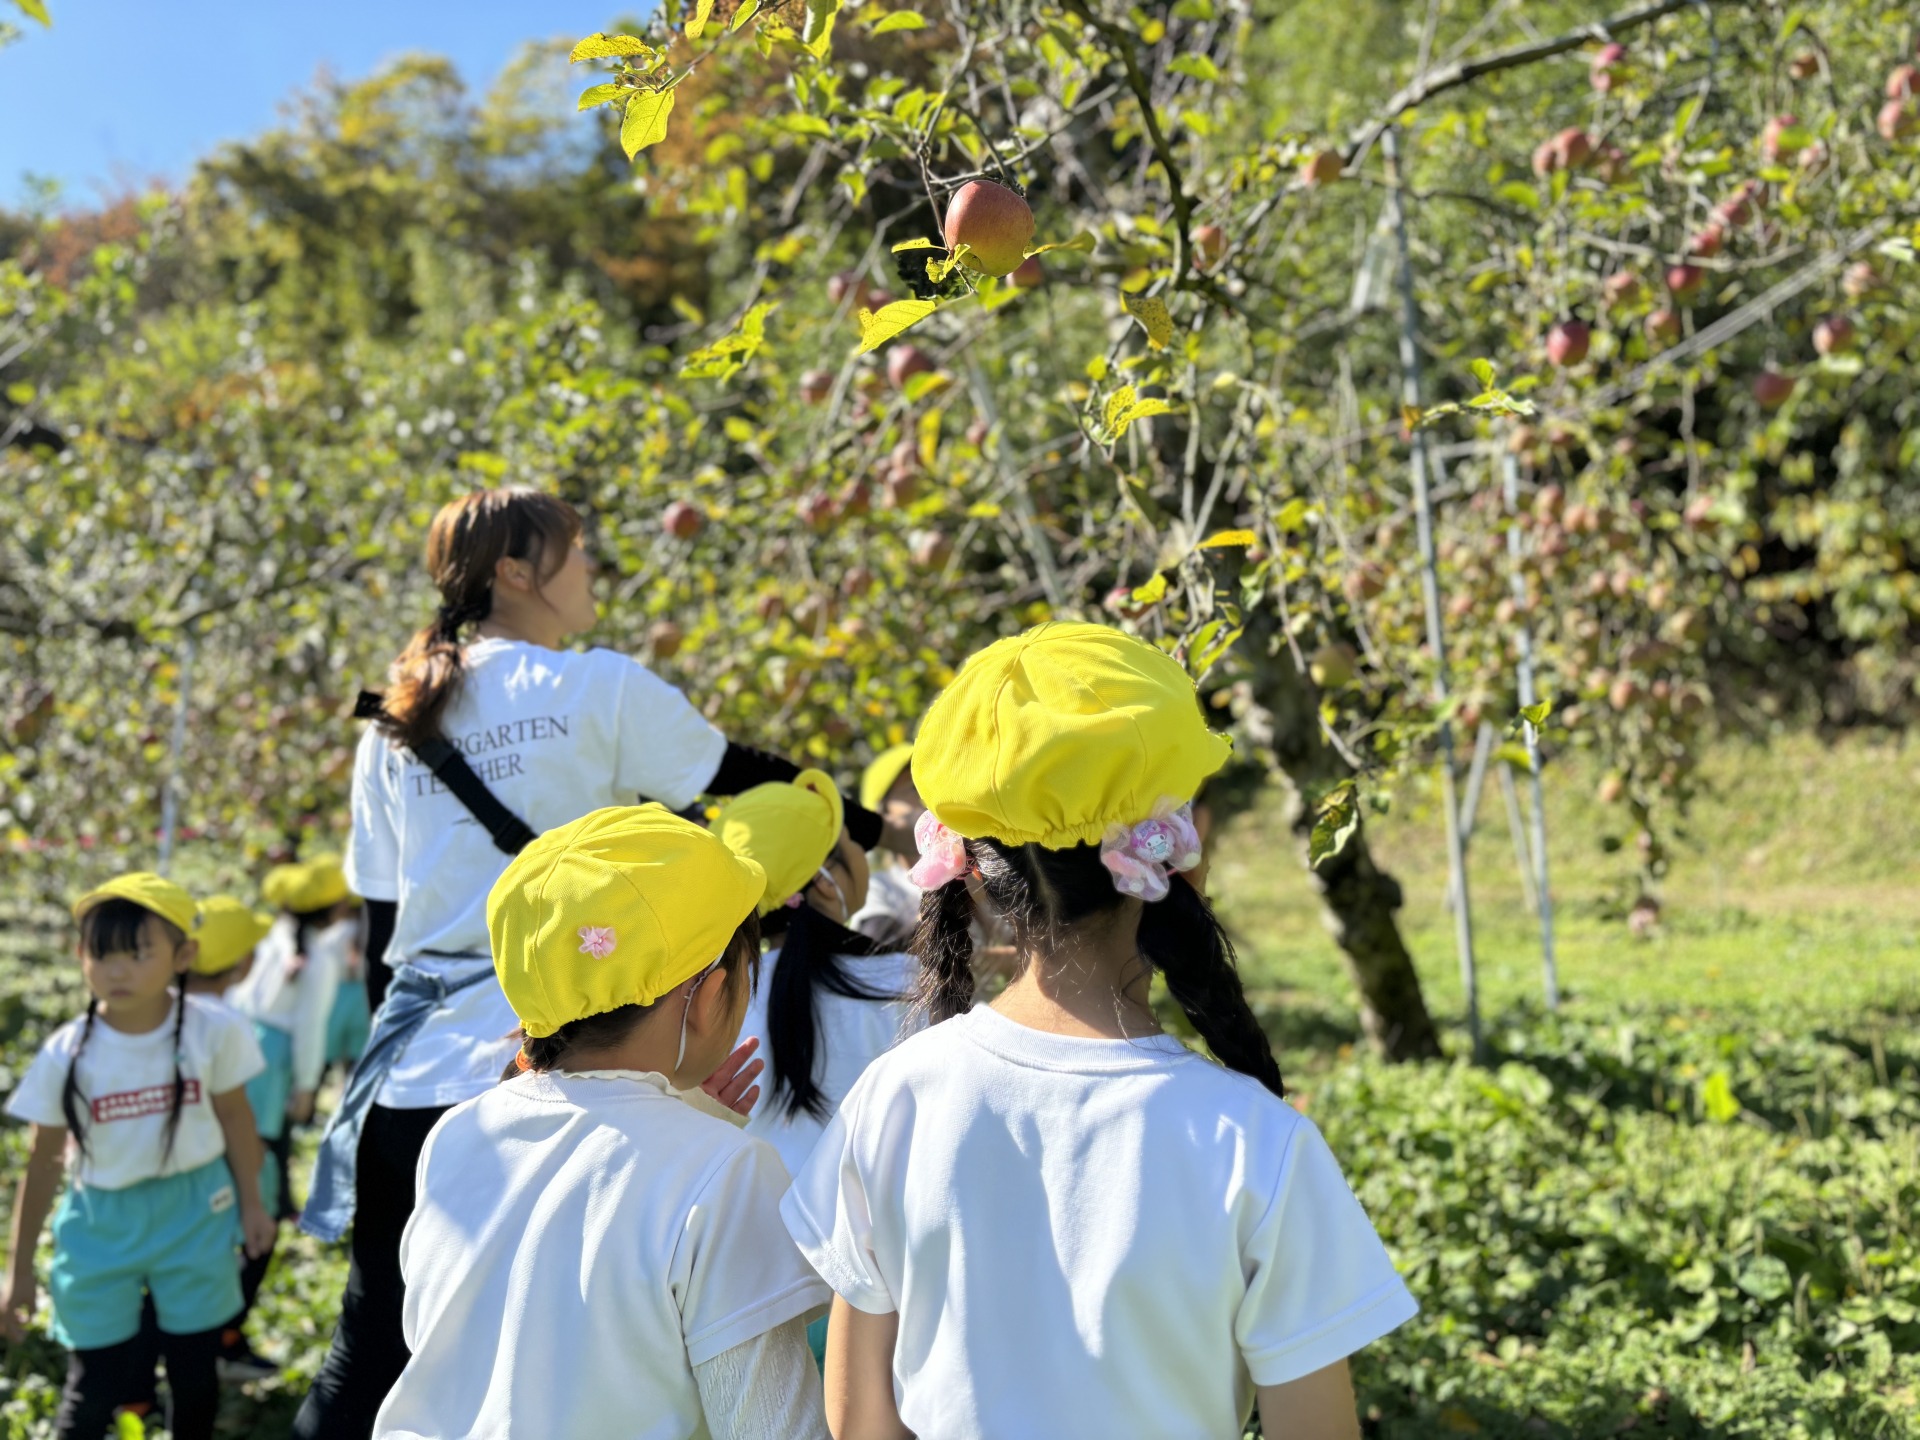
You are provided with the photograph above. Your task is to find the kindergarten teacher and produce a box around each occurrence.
[293,486,890,1440]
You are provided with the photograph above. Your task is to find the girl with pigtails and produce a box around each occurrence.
[783,622,1418,1440]
[300,486,896,1439]
[1,875,274,1440]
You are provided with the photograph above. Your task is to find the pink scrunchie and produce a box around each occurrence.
[907,809,969,889]
[1099,803,1204,903]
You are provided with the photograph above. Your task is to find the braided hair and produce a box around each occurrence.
[759,901,902,1122]
[504,911,763,1078]
[911,838,1284,1097]
[69,899,195,1161]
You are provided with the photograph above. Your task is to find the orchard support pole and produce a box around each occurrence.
[156,634,195,877]
[1500,447,1560,1009]
[1382,127,1480,1058]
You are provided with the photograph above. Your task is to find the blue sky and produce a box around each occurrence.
[0,0,636,208]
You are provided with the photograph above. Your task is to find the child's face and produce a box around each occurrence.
[881,774,924,830]
[812,830,870,922]
[81,915,192,1011]
[544,536,600,638]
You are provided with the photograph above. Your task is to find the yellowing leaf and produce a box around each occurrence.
[870,10,929,32]
[569,32,652,62]
[685,0,719,38]
[856,299,939,354]
[576,83,624,111]
[621,89,676,159]
[1026,232,1096,257]
[1309,782,1360,870]
[1168,54,1221,82]
[17,0,50,22]
[1130,572,1169,606]
[1122,293,1173,350]
[1198,529,1256,549]
[681,301,779,382]
[729,0,763,29]
[891,237,939,252]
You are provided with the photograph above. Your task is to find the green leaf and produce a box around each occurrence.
[1121,294,1173,350]
[576,83,624,111]
[1309,783,1360,870]
[1495,181,1541,211]
[1188,619,1243,680]
[1736,1255,1791,1302]
[729,0,763,30]
[856,299,939,354]
[1130,572,1169,606]
[1520,699,1552,727]
[685,0,719,38]
[5,381,34,404]
[869,10,928,32]
[570,32,651,62]
[1470,358,1496,390]
[1198,529,1256,550]
[680,301,780,381]
[1025,232,1096,258]
[620,89,676,159]
[1168,54,1221,82]
[1703,1070,1742,1125]
[16,0,49,23]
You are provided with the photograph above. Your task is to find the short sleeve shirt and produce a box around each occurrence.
[6,996,265,1190]
[783,1006,1418,1437]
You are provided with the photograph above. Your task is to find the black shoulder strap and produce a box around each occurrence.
[353,690,539,856]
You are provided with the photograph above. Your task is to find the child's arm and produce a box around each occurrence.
[1,1124,67,1341]
[822,1296,913,1440]
[1256,1359,1362,1440]
[691,1313,830,1440]
[210,1086,277,1258]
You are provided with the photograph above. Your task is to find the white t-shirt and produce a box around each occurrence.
[784,1006,1418,1438]
[225,916,354,1092]
[345,638,727,1108]
[5,996,266,1191]
[848,865,922,952]
[736,945,919,1178]
[377,1069,830,1440]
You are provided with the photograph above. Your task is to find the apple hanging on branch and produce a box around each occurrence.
[942,179,1035,277]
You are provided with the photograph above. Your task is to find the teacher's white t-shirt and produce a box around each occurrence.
[783,1006,1418,1438]
[345,638,727,1108]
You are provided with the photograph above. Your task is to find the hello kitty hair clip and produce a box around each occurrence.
[906,809,969,890]
[1099,801,1203,903]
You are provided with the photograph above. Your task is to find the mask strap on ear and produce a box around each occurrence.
[812,865,847,922]
[674,960,721,1074]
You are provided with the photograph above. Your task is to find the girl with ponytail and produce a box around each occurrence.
[782,623,1418,1440]
[302,486,893,1440]
[2,876,273,1440]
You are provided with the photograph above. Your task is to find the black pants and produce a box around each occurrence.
[58,1325,221,1440]
[291,1102,449,1440]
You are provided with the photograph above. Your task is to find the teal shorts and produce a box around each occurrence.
[807,1313,829,1372]
[259,1146,283,1222]
[245,1022,292,1144]
[48,1158,242,1350]
[326,979,371,1067]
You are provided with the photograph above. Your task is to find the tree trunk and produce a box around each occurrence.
[1220,613,1444,1062]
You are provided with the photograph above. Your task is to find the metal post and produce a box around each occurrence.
[1383,127,1480,1057]
[1500,447,1560,1009]
[156,634,195,876]
[1495,759,1540,916]
[1447,720,1496,913]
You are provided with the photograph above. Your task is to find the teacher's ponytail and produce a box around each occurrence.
[379,487,583,751]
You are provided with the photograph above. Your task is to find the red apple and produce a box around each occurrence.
[838,479,873,519]
[1877,99,1918,142]
[888,439,920,478]
[1609,675,1643,711]
[842,566,875,598]
[647,620,684,660]
[1532,127,1593,176]
[1665,265,1705,302]
[882,471,919,509]
[662,500,705,540]
[887,345,935,391]
[1788,52,1820,81]
[1681,495,1717,531]
[1888,64,1918,99]
[1593,145,1631,186]
[1760,114,1807,164]
[1299,150,1345,187]
[942,179,1036,277]
[864,287,895,313]
[1752,369,1796,409]
[1843,261,1881,299]
[754,592,785,623]
[1685,225,1725,259]
[1597,773,1626,804]
[1602,271,1642,307]
[828,271,861,305]
[909,529,953,570]
[964,417,991,448]
[1104,584,1151,621]
[797,489,840,531]
[1192,224,1227,268]
[1546,320,1591,367]
[1011,256,1045,288]
[799,369,833,405]
[1590,42,1628,91]
[1533,483,1566,522]
[1343,563,1386,602]
[1812,314,1855,356]
[1308,643,1358,689]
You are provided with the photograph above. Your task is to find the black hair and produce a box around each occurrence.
[912,839,1284,1096]
[69,899,192,1161]
[505,912,763,1078]
[760,902,903,1122]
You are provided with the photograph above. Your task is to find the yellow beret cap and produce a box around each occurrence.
[73,872,201,938]
[262,855,351,915]
[859,744,917,814]
[193,897,276,975]
[488,804,767,1039]
[712,770,844,915]
[913,621,1232,848]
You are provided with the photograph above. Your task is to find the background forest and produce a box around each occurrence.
[2,0,1918,1433]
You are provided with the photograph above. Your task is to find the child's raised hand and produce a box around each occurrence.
[701,1037,764,1117]
[241,1203,278,1260]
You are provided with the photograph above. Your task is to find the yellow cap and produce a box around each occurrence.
[712,770,844,914]
[913,621,1232,848]
[72,873,200,938]
[488,804,767,1039]
[193,897,275,975]
[859,743,917,814]
[262,854,351,914]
